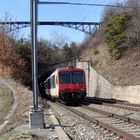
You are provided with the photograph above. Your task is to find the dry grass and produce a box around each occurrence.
[10,82,32,125]
[0,79,33,137]
[0,78,48,140]
[9,131,41,140]
[1,131,42,140]
[0,84,13,124]
[80,43,140,85]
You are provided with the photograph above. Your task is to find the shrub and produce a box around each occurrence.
[105,12,130,59]
[93,47,99,55]
[0,26,27,81]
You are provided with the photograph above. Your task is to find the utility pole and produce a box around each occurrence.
[29,0,44,129]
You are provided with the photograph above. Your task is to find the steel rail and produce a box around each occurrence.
[56,102,140,140]
[85,98,140,112]
[117,102,140,108]
[81,104,140,126]
[86,97,140,108]
[105,103,140,112]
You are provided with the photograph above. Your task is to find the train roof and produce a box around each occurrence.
[56,67,84,72]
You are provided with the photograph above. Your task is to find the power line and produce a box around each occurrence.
[38,1,130,8]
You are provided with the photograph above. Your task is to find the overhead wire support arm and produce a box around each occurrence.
[38,1,130,8]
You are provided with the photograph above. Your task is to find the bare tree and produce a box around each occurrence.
[125,0,140,53]
[50,30,70,48]
[0,15,27,81]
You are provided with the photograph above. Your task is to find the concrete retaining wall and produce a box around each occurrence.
[112,86,140,104]
[76,59,140,104]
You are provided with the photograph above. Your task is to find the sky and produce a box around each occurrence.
[0,0,126,44]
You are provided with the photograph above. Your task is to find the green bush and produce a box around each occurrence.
[105,12,130,60]
[93,47,99,55]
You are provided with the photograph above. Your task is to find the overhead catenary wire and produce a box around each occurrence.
[38,1,130,8]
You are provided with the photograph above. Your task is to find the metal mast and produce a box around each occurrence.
[31,0,38,111]
[29,0,44,129]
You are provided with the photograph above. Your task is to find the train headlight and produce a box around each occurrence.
[60,90,65,94]
[80,89,84,92]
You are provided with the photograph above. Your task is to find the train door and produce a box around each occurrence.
[45,79,51,97]
[50,75,57,97]
[55,75,59,97]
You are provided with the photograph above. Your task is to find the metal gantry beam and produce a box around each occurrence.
[0,21,101,35]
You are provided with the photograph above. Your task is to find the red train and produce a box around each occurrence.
[44,67,86,103]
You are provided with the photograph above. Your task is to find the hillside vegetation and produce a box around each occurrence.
[0,84,13,124]
[80,0,140,85]
[0,0,140,86]
[0,24,78,86]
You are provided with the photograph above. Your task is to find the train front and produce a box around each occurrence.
[58,68,86,103]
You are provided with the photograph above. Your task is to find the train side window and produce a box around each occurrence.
[45,81,48,89]
[53,75,56,88]
[51,75,56,88]
[50,78,53,89]
[56,76,58,85]
[47,79,50,89]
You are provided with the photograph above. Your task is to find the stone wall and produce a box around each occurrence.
[76,59,140,104]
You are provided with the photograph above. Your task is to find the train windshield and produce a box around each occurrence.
[59,71,84,84]
[72,71,84,84]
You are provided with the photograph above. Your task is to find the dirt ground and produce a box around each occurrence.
[0,76,58,140]
[80,44,140,86]
[0,84,13,124]
[0,77,32,138]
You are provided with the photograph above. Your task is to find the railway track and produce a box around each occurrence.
[80,104,140,126]
[85,97,140,112]
[54,102,140,140]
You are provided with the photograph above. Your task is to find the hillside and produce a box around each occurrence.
[80,43,140,86]
[79,1,140,86]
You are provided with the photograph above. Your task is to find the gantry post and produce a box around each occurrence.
[29,0,44,129]
[31,0,38,111]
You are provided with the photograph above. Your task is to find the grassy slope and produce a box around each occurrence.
[0,78,47,140]
[80,43,140,86]
[0,84,13,124]
[0,79,32,139]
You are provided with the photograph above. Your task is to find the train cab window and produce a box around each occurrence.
[59,72,71,84]
[72,71,84,84]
